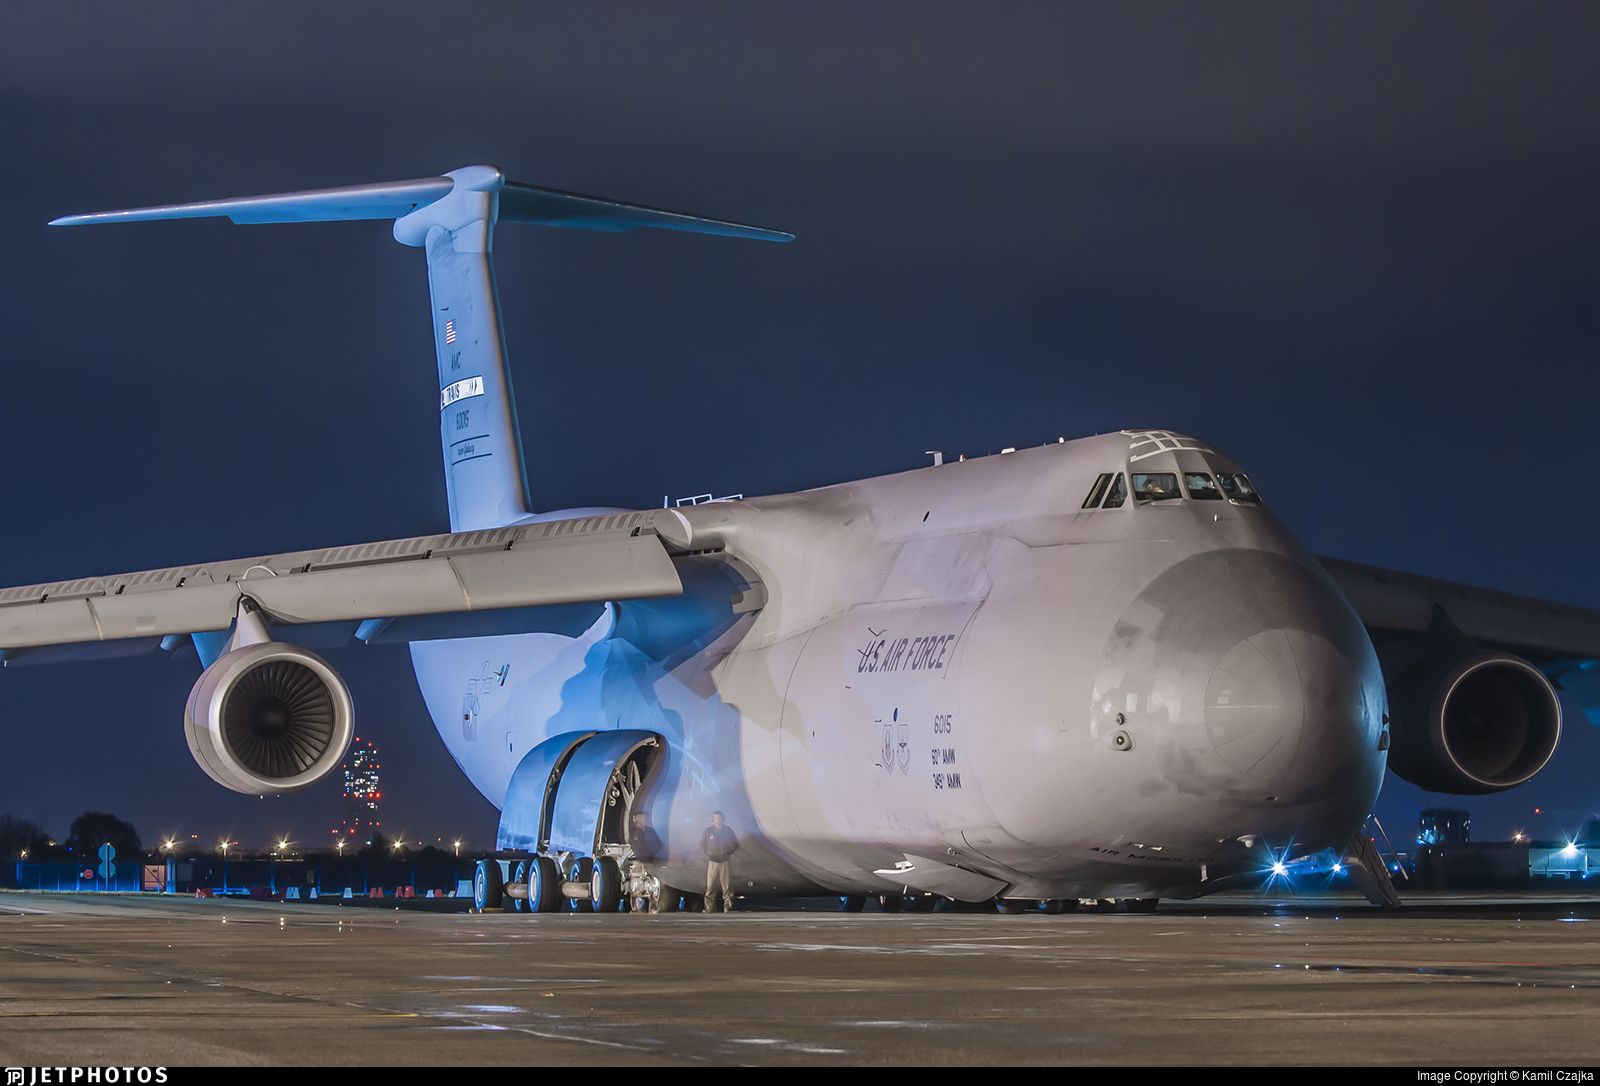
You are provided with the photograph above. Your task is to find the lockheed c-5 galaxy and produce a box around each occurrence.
[3,165,1593,914]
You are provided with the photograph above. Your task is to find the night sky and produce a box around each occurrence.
[2,3,1597,852]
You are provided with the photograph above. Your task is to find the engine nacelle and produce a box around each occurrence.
[1387,651,1561,794]
[183,642,354,794]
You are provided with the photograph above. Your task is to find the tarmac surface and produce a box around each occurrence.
[2,890,1599,1066]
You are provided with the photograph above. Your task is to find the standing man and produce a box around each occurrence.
[701,810,740,912]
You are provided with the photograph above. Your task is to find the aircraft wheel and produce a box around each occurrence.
[838,894,866,912]
[590,856,623,913]
[995,899,1028,914]
[679,892,705,913]
[567,857,595,912]
[528,855,562,913]
[1082,898,1117,913]
[1037,898,1076,914]
[875,893,903,913]
[472,859,503,913]
[1122,897,1160,913]
[508,860,529,912]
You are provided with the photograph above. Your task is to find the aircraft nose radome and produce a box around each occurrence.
[1204,629,1304,782]
[1091,547,1386,844]
[1203,628,1364,787]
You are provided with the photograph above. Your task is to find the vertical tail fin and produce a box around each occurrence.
[52,164,793,532]
[400,167,532,531]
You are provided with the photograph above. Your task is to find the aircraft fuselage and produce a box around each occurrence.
[411,430,1388,901]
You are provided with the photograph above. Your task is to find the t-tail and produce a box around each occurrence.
[51,166,793,532]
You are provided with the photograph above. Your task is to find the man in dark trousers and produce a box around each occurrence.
[701,809,740,912]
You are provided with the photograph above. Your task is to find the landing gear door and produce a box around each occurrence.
[496,730,596,853]
[546,730,664,857]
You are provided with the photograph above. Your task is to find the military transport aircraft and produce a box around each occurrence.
[3,165,1594,914]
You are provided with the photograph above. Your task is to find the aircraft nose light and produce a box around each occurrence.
[1203,629,1306,782]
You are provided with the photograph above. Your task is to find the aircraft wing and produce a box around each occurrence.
[1318,557,1600,663]
[0,510,693,664]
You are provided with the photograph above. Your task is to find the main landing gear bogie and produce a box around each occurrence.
[473,849,652,914]
[481,730,670,914]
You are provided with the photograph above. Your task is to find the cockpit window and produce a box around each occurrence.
[1103,473,1127,508]
[1082,473,1113,509]
[1131,472,1180,502]
[1217,472,1263,504]
[1184,472,1223,500]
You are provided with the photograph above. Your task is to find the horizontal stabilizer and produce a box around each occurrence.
[50,177,456,226]
[49,165,794,241]
[498,182,793,241]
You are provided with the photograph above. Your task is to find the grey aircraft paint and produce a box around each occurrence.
[3,166,1591,908]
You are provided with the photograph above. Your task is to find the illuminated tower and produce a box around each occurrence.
[334,737,382,841]
[1418,808,1470,847]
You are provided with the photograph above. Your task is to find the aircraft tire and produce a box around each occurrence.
[508,860,529,912]
[838,894,866,912]
[680,892,706,913]
[528,855,562,913]
[567,857,595,912]
[590,856,623,913]
[875,893,903,913]
[472,859,503,913]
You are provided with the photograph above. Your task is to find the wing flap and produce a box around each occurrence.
[0,512,686,653]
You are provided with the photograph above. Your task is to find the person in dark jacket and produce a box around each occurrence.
[700,810,740,912]
[630,811,663,864]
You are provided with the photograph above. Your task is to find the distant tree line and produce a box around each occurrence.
[1,811,141,861]
[3,816,466,880]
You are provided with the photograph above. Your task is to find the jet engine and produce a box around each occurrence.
[1386,651,1561,794]
[183,642,354,794]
